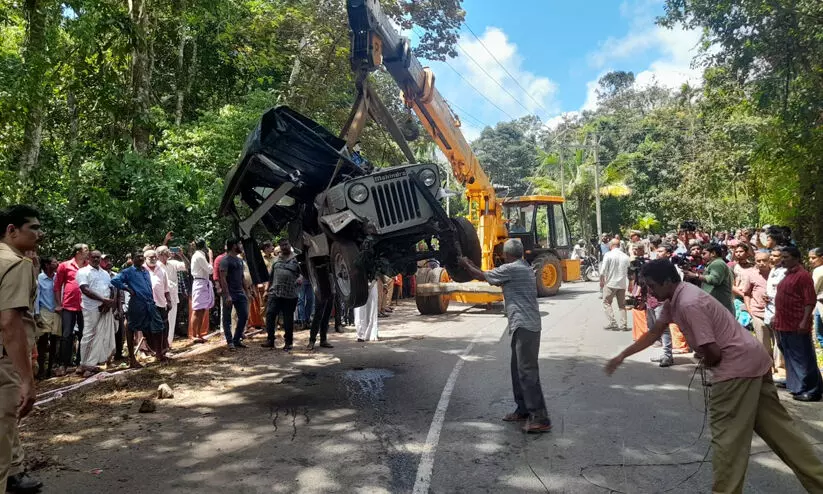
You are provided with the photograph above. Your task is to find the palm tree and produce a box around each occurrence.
[531,142,630,240]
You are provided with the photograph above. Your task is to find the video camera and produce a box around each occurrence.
[628,256,648,276]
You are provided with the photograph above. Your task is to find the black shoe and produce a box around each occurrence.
[260,340,275,348]
[6,472,42,493]
[793,393,822,402]
[357,338,365,342]
[658,357,674,368]
[306,342,316,351]
[283,345,293,351]
[319,341,334,348]
[334,326,344,334]
[775,381,787,389]
[234,342,248,349]
[227,343,236,351]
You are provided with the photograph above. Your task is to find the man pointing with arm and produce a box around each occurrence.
[458,239,551,433]
[605,259,823,493]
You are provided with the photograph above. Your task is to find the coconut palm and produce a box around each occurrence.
[532,143,630,240]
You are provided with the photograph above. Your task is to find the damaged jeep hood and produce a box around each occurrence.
[219,106,365,231]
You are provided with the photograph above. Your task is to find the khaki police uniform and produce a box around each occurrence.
[0,242,37,487]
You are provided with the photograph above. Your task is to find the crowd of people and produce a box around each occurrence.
[1,204,419,492]
[596,223,823,401]
[33,234,409,380]
[598,223,823,492]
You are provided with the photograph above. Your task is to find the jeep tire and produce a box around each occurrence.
[330,241,369,308]
[444,217,482,283]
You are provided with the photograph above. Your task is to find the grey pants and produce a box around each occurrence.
[647,304,671,359]
[511,328,549,421]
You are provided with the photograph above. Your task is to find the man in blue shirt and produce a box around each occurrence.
[219,238,249,350]
[35,257,60,379]
[111,252,164,367]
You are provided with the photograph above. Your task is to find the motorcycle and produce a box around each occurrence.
[580,255,600,282]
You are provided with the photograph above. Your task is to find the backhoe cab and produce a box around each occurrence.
[502,196,575,296]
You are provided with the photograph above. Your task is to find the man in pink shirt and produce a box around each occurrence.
[605,259,823,493]
[53,243,88,375]
[741,251,773,359]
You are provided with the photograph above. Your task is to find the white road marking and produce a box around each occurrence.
[412,337,476,494]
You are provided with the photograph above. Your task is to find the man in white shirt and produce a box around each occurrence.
[144,250,171,357]
[157,246,187,347]
[189,238,213,341]
[571,240,586,260]
[600,239,631,330]
[76,251,115,373]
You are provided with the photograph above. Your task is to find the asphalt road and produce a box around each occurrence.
[33,282,823,493]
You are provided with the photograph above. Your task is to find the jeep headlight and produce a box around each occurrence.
[419,168,438,187]
[348,183,369,204]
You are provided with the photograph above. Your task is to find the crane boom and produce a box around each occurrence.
[347,0,507,269]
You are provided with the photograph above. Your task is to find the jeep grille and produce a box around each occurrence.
[371,179,421,228]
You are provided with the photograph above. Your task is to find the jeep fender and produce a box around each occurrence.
[320,210,361,234]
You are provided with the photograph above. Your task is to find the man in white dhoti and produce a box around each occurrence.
[76,251,115,374]
[354,278,380,342]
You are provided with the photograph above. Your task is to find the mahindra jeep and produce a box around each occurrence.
[219,106,480,307]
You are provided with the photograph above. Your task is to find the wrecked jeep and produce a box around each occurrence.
[219,106,480,307]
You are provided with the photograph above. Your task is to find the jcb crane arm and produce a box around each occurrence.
[347,0,506,269]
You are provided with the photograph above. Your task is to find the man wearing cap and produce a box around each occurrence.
[0,205,44,493]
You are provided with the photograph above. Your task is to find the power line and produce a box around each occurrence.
[452,41,537,118]
[440,58,518,121]
[463,22,551,116]
[445,98,493,129]
[412,27,517,121]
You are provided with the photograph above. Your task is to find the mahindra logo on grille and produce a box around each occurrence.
[372,170,407,182]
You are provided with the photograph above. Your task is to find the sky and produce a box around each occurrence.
[411,0,704,140]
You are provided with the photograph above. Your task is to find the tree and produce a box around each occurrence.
[473,116,542,195]
[0,0,466,257]
[660,0,823,245]
[17,0,58,174]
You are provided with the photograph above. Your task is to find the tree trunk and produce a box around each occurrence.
[174,0,187,125]
[67,89,79,166]
[129,0,152,155]
[18,0,51,175]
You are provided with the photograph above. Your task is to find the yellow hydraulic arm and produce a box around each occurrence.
[347,0,507,270]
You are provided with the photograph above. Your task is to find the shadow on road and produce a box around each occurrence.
[20,303,823,494]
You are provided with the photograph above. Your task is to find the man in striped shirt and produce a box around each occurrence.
[773,245,822,401]
[459,239,551,433]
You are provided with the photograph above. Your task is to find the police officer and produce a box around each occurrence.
[0,205,44,493]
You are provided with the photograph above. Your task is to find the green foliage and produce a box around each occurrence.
[0,0,464,259]
[472,116,542,195]
[660,0,823,246]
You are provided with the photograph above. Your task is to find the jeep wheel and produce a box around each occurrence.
[330,241,369,308]
[444,217,482,283]
[533,253,562,297]
[415,267,450,315]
